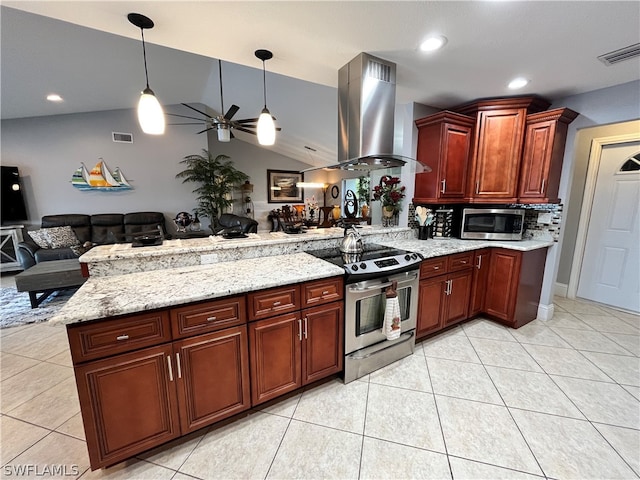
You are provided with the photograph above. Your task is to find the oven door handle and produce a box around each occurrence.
[348,272,418,292]
[348,331,415,360]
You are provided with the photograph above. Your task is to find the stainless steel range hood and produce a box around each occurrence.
[303,53,429,173]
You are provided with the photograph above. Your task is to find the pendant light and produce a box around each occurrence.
[128,13,165,135]
[255,49,276,146]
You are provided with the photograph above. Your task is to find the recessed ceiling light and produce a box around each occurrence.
[46,94,63,102]
[420,35,447,52]
[508,77,529,90]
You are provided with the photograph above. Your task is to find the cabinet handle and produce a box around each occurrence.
[460,260,467,264]
[441,179,446,194]
[298,319,302,341]
[322,290,330,295]
[476,255,482,270]
[167,356,174,382]
[433,266,440,270]
[116,334,129,341]
[541,178,546,194]
[273,301,281,307]
[206,316,217,322]
[446,279,452,295]
[475,180,480,194]
[176,353,182,379]
[303,317,308,339]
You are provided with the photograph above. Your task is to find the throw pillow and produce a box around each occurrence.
[27,229,51,249]
[43,226,81,249]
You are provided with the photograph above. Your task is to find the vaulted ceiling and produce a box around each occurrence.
[2,2,639,166]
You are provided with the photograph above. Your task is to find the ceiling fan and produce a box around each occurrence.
[166,59,280,142]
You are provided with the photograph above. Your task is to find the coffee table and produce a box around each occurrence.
[15,259,87,308]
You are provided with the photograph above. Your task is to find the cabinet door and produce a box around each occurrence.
[484,249,521,323]
[440,122,473,199]
[417,276,445,338]
[174,326,250,433]
[443,270,472,326]
[75,344,180,470]
[249,313,302,405]
[518,119,555,202]
[471,108,526,202]
[469,249,491,317]
[302,302,344,384]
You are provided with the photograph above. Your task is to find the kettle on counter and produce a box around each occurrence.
[340,225,363,254]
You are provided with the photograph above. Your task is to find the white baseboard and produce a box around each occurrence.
[537,303,555,322]
[554,282,568,298]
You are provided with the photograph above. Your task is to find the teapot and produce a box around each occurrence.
[340,225,363,254]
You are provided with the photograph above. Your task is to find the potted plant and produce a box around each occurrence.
[372,175,406,226]
[176,150,248,231]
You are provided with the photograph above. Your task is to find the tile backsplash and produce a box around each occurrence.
[510,203,563,242]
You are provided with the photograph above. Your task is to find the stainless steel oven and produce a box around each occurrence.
[307,243,422,383]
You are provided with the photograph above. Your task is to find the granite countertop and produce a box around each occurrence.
[50,253,344,326]
[379,238,554,258]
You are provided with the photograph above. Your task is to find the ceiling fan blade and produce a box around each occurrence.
[224,105,240,120]
[166,113,206,121]
[196,127,215,134]
[230,131,235,139]
[181,103,214,119]
[235,118,259,124]
[168,122,206,125]
[234,126,257,136]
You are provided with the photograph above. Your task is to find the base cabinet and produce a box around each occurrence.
[469,249,491,316]
[484,248,547,327]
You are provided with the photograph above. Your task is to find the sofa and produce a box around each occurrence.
[17,212,167,270]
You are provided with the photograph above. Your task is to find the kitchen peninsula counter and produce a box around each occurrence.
[380,237,554,257]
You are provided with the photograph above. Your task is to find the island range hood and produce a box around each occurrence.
[304,52,429,172]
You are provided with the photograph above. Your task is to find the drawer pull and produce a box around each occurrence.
[322,290,330,295]
[273,301,281,307]
[433,266,440,270]
[116,334,129,341]
[460,260,467,264]
[206,316,217,322]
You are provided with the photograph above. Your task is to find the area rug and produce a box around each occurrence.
[0,287,78,329]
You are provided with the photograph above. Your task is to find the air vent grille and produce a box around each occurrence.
[112,132,133,143]
[598,43,640,66]
[366,59,392,82]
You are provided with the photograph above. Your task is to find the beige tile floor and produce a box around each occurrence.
[1,294,639,480]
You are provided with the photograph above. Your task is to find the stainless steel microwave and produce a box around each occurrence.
[461,208,525,240]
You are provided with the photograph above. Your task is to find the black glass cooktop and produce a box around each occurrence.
[306,244,409,267]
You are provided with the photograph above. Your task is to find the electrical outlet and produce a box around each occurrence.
[537,212,552,224]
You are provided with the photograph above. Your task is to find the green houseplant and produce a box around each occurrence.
[176,150,248,230]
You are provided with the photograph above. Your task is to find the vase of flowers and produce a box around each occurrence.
[372,176,405,227]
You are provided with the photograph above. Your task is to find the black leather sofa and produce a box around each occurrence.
[214,213,259,234]
[18,212,167,269]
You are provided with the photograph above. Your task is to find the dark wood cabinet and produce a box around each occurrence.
[484,248,547,328]
[302,302,344,384]
[174,326,250,433]
[417,252,473,338]
[74,344,181,469]
[518,108,578,203]
[248,285,300,320]
[414,111,475,204]
[469,249,491,317]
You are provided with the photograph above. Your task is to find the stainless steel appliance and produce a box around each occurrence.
[307,244,422,383]
[461,208,525,240]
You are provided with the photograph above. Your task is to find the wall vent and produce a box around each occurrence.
[597,43,640,66]
[112,132,133,143]
[366,59,392,82]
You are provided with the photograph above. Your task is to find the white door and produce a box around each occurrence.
[577,141,640,312]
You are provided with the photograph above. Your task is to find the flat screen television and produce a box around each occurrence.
[1,166,28,223]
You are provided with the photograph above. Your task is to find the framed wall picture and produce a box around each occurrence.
[267,169,304,203]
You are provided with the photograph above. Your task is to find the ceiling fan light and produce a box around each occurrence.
[138,88,165,135]
[257,107,276,146]
[217,124,231,142]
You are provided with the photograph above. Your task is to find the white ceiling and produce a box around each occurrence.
[2,1,639,166]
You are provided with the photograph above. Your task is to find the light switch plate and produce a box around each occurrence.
[537,212,553,224]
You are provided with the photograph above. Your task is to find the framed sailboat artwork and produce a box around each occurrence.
[72,160,132,191]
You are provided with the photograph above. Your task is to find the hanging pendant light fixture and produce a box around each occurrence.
[128,13,165,135]
[255,49,276,146]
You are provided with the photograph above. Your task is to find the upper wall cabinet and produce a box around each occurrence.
[518,108,579,203]
[414,111,475,204]
[455,96,551,203]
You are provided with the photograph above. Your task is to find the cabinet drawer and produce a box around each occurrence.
[302,277,344,307]
[420,257,447,279]
[67,311,171,364]
[170,295,246,338]
[448,252,473,271]
[248,285,300,320]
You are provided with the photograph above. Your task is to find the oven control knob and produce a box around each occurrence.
[411,253,418,260]
[351,264,359,271]
[359,263,367,269]
[404,254,411,261]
